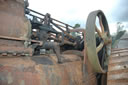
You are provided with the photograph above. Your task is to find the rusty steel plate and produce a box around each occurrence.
[0,54,97,85]
[107,48,128,85]
[0,0,32,55]
[0,0,31,39]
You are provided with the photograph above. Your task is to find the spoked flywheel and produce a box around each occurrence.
[86,10,111,73]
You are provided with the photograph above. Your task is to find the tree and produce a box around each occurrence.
[117,22,124,33]
[74,23,80,28]
[71,23,81,37]
[112,22,126,48]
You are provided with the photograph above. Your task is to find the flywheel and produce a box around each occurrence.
[86,10,111,73]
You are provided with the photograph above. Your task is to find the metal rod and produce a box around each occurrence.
[27,8,74,28]
[0,35,42,44]
[28,14,44,21]
[51,22,65,32]
[27,8,45,16]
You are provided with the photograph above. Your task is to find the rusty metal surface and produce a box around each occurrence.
[107,48,128,85]
[83,54,97,85]
[0,54,97,85]
[0,1,108,85]
[0,0,30,39]
[0,0,33,55]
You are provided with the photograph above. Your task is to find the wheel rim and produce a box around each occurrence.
[86,10,111,73]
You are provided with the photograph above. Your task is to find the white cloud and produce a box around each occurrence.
[28,0,118,34]
[109,23,117,34]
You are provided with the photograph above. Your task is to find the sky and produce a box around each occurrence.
[28,0,128,34]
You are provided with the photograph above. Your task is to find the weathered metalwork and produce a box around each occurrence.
[86,10,111,73]
[0,0,112,85]
[0,0,41,56]
[107,34,128,85]
[107,48,128,85]
[0,53,98,85]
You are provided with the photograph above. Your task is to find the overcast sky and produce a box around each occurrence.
[29,0,128,34]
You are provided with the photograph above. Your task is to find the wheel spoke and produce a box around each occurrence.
[95,25,102,37]
[96,41,104,53]
[99,15,104,33]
